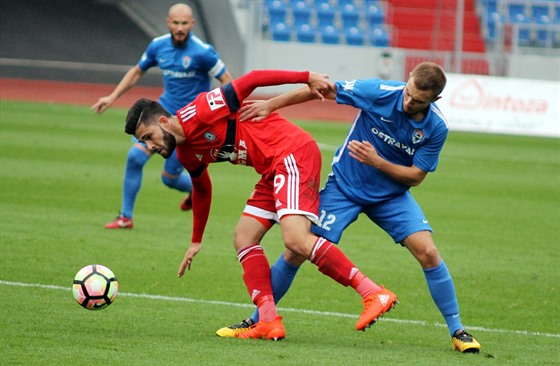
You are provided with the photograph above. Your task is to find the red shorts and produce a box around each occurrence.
[243,142,321,226]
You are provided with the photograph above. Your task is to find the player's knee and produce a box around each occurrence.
[127,147,150,168]
[161,174,177,188]
[282,233,314,258]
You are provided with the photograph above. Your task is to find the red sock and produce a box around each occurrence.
[238,244,277,322]
[310,237,380,298]
[351,271,382,299]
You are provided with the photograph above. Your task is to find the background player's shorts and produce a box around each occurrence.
[311,177,432,244]
[243,142,321,225]
[131,137,184,176]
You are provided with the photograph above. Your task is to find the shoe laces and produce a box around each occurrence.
[453,329,474,342]
[229,319,254,330]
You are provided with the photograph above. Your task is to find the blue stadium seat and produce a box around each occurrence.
[340,3,361,29]
[316,2,336,27]
[365,3,385,26]
[337,0,355,6]
[313,0,330,6]
[553,28,560,47]
[321,25,341,44]
[271,22,292,41]
[369,25,389,47]
[296,23,317,43]
[483,0,498,15]
[485,12,503,42]
[345,26,365,45]
[507,2,527,22]
[292,0,312,26]
[554,4,560,24]
[267,0,288,25]
[532,3,552,24]
[514,23,532,47]
[535,25,551,47]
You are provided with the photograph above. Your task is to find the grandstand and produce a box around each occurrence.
[0,0,558,84]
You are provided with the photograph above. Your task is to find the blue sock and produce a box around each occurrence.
[250,254,301,323]
[161,172,192,192]
[423,260,463,336]
[121,147,150,218]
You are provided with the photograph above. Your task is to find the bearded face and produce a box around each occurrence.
[160,129,177,158]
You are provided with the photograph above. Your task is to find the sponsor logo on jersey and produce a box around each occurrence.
[182,56,191,69]
[342,80,357,92]
[412,129,425,144]
[237,140,248,166]
[371,127,416,156]
[211,146,237,162]
[162,69,195,78]
[380,116,394,123]
[204,131,216,142]
[206,88,226,111]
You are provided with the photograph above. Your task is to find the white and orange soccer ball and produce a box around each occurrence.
[72,264,118,310]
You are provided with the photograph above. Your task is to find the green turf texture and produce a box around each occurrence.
[1,100,558,365]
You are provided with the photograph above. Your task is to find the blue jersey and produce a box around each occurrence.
[330,78,449,204]
[138,32,227,114]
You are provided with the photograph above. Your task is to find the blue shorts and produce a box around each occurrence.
[311,177,432,244]
[131,137,184,176]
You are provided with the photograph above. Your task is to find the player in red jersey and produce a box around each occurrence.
[123,69,396,340]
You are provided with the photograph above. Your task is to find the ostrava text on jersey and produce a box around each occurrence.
[139,32,227,113]
[175,83,316,177]
[332,78,449,204]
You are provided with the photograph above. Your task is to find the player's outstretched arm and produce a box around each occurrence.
[178,167,212,277]
[239,83,336,122]
[307,72,332,101]
[91,65,144,114]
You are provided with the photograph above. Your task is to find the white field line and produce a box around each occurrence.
[1,280,559,339]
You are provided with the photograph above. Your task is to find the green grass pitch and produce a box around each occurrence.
[0,100,558,365]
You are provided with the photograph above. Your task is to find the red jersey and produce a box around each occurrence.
[172,70,316,243]
[175,75,315,177]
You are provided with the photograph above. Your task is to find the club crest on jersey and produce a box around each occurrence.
[182,56,191,69]
[206,88,226,111]
[412,129,425,144]
[204,131,216,142]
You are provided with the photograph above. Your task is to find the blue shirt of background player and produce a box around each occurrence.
[330,78,449,205]
[138,32,227,114]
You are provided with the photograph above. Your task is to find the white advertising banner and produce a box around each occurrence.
[437,74,560,138]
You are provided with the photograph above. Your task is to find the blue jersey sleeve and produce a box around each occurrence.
[137,40,158,72]
[334,78,382,111]
[412,123,447,172]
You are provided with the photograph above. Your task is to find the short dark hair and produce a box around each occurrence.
[410,62,447,97]
[124,98,171,135]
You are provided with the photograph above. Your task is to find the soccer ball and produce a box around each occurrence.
[72,264,119,310]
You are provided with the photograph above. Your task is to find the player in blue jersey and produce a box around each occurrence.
[216,62,481,353]
[92,3,232,229]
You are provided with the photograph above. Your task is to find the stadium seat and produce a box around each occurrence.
[321,25,341,44]
[535,25,551,47]
[337,0,355,7]
[365,3,385,26]
[369,25,390,47]
[553,28,560,47]
[341,3,361,29]
[554,4,560,24]
[507,3,527,22]
[292,0,312,26]
[271,22,292,41]
[514,23,532,47]
[531,3,551,23]
[313,0,330,6]
[267,0,288,25]
[316,2,336,27]
[296,23,317,43]
[345,26,365,45]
